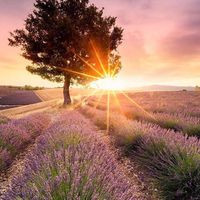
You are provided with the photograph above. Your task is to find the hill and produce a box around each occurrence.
[130,85,195,91]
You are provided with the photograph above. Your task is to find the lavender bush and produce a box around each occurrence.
[0,115,10,125]
[2,111,136,200]
[80,105,200,199]
[88,91,200,117]
[12,113,51,138]
[0,113,51,171]
[87,100,200,138]
[126,111,200,138]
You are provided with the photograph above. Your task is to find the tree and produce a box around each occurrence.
[9,0,123,104]
[196,86,200,91]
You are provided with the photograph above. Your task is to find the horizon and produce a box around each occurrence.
[0,83,197,90]
[0,0,200,88]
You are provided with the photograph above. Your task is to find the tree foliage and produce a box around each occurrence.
[9,0,123,103]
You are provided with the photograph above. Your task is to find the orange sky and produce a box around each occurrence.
[0,0,200,88]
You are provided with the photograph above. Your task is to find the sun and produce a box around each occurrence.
[91,76,125,90]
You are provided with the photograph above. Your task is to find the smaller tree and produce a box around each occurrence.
[195,86,200,91]
[9,0,123,104]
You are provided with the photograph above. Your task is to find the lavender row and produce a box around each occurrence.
[123,107,200,138]
[0,113,51,171]
[87,100,200,138]
[89,91,200,117]
[80,105,200,199]
[2,111,136,200]
[0,116,10,125]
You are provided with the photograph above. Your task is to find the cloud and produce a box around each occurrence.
[160,33,200,61]
[0,0,34,17]
[158,0,200,62]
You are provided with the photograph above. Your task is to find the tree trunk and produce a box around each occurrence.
[63,74,71,105]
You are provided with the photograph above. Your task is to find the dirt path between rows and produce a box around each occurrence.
[0,144,35,196]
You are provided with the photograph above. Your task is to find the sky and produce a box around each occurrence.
[0,0,200,88]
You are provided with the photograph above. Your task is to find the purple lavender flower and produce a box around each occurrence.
[0,113,51,171]
[80,105,200,199]
[2,111,136,200]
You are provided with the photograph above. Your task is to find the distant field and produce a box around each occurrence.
[35,87,100,101]
[0,87,41,110]
[0,87,99,110]
[88,90,200,116]
[0,99,62,119]
[0,91,41,105]
[0,86,19,97]
[0,87,100,116]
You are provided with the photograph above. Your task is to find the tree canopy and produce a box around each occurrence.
[9,0,123,104]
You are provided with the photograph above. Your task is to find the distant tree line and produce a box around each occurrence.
[1,85,45,91]
[24,85,45,90]
[196,86,200,91]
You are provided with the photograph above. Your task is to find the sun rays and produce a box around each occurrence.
[90,40,108,77]
[106,90,110,133]
[62,40,156,133]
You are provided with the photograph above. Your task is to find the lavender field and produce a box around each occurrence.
[1,0,200,199]
[0,91,200,200]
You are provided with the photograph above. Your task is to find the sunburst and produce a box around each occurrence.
[60,40,155,133]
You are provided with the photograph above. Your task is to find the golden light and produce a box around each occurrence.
[67,40,156,136]
[91,76,125,90]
